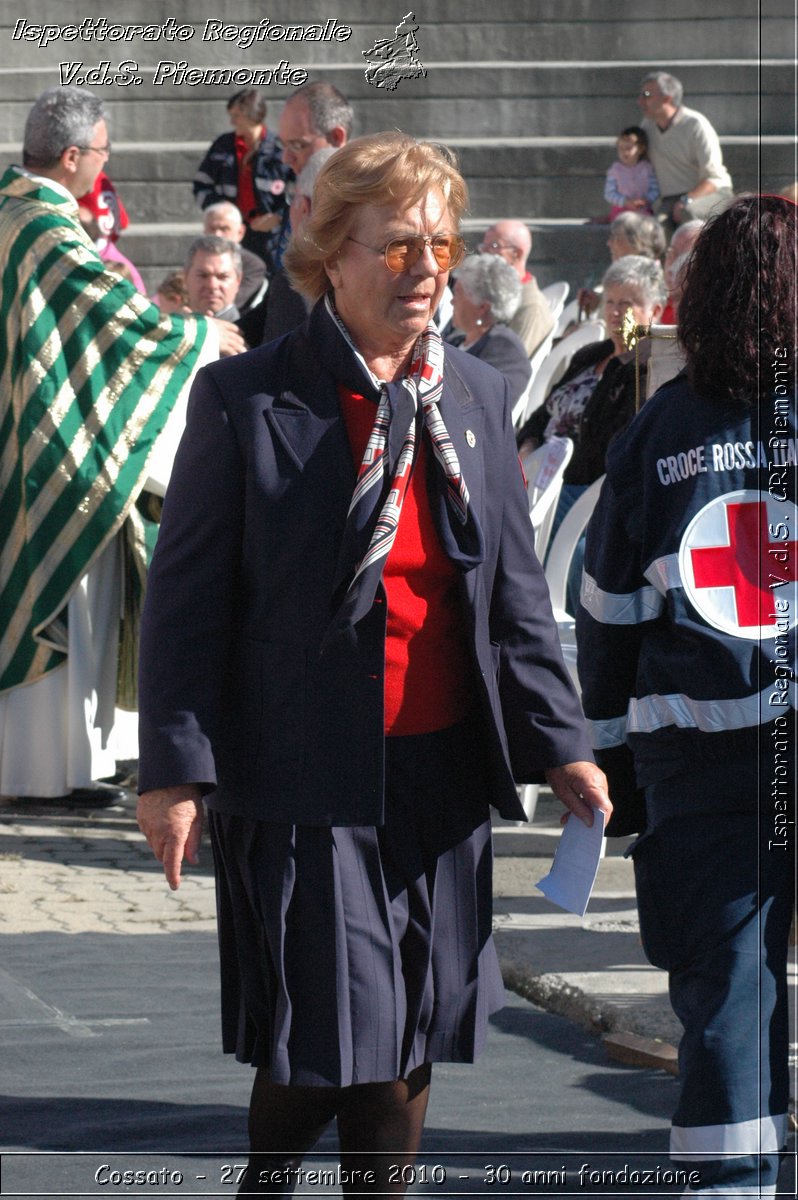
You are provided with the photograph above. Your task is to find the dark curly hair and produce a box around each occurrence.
[678,194,796,407]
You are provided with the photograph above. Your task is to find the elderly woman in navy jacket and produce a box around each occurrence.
[138,132,609,1195]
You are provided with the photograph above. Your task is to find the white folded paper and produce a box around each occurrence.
[536,808,606,917]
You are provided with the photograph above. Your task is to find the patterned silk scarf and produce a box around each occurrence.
[325,295,483,635]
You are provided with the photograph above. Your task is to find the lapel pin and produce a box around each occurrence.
[465,429,476,447]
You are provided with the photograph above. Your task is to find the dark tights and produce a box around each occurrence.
[238,1064,432,1196]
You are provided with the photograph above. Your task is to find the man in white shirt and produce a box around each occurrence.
[638,71,734,228]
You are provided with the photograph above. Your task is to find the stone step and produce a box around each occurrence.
[0,60,790,139]
[7,137,782,227]
[1,0,786,22]
[3,0,790,301]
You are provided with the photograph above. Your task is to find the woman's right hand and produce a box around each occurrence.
[137,785,203,890]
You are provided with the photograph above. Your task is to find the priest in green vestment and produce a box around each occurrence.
[0,86,241,806]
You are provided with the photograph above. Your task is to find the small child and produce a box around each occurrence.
[604,126,659,220]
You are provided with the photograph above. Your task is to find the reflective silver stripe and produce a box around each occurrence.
[193,174,237,200]
[580,571,665,624]
[672,1113,787,1160]
[629,685,797,735]
[587,715,628,749]
[644,552,681,595]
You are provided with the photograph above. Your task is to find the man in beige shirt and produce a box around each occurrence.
[479,220,553,356]
[638,71,733,228]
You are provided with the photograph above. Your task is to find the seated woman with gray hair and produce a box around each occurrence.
[576,211,665,321]
[518,254,665,611]
[448,253,532,405]
[607,210,666,261]
[518,255,665,469]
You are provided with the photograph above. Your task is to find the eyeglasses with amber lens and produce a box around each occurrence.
[347,233,466,273]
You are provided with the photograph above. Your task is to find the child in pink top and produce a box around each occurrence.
[604,126,659,220]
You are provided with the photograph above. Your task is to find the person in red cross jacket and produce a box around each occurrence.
[576,194,797,1197]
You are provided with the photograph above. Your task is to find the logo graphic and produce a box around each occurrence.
[678,490,797,640]
[362,11,426,91]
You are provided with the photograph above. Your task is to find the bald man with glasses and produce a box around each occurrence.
[277,82,352,175]
[478,220,553,356]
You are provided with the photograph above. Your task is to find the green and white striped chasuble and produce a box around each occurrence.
[0,167,208,694]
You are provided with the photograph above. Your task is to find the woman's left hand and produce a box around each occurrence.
[545,761,612,827]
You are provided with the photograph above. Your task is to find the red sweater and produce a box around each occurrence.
[339,387,474,735]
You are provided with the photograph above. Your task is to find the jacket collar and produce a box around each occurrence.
[264,299,487,553]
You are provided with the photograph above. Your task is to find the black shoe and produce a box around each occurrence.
[97,770,128,785]
[20,784,127,808]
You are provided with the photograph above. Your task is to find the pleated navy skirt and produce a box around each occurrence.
[207,714,505,1087]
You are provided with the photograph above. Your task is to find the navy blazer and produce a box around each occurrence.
[465,322,532,408]
[138,306,594,824]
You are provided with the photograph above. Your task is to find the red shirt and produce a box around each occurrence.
[338,387,474,735]
[234,134,259,221]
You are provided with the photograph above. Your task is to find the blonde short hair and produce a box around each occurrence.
[284,131,469,303]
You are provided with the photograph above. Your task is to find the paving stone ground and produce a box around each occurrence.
[1,778,794,1093]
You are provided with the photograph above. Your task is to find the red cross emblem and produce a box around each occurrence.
[679,491,798,640]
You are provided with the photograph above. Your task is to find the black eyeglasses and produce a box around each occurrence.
[278,137,316,154]
[77,142,111,158]
[480,239,516,255]
[347,233,466,273]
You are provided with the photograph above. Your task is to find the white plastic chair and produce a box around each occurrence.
[555,288,604,340]
[515,469,605,826]
[518,320,606,428]
[512,329,553,427]
[543,475,606,690]
[511,371,533,428]
[554,297,582,340]
[540,280,569,325]
[512,327,556,427]
[523,435,574,559]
